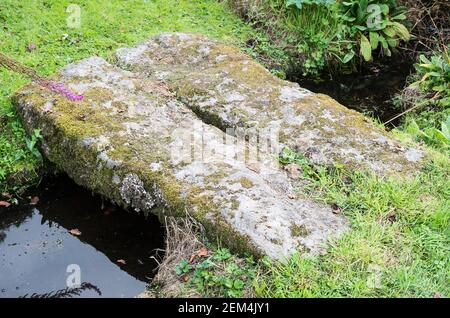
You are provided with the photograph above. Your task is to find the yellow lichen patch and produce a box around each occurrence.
[237,177,254,189]
[290,224,310,237]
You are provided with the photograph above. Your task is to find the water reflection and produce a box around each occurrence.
[0,176,165,298]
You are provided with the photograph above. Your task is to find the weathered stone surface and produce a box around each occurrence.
[116,33,425,175]
[13,57,348,259]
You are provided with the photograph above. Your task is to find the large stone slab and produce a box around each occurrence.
[115,33,425,175]
[13,57,348,259]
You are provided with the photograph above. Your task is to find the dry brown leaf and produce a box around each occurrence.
[30,196,40,205]
[189,247,209,263]
[197,247,209,257]
[188,254,196,264]
[331,203,341,214]
[0,201,11,207]
[1,193,12,199]
[69,228,82,236]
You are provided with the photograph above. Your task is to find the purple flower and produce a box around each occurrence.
[27,43,37,52]
[0,52,83,102]
[40,80,84,102]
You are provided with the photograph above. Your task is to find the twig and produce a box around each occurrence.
[383,92,440,125]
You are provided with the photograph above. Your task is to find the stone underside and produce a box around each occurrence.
[13,33,426,259]
[115,33,425,174]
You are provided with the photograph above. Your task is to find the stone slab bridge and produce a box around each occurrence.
[14,33,425,260]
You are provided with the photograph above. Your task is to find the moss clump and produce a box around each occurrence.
[237,177,254,189]
[290,224,310,237]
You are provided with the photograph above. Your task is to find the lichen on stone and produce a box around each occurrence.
[119,173,156,213]
[115,32,427,177]
[13,53,350,260]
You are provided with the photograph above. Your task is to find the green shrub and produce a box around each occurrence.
[405,115,450,151]
[398,48,450,151]
[242,0,411,76]
[409,49,450,108]
[338,0,410,61]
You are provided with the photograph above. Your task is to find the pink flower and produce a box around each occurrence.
[39,79,84,102]
[27,43,37,52]
[0,52,84,102]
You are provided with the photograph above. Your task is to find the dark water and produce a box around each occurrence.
[0,176,165,298]
[291,60,413,125]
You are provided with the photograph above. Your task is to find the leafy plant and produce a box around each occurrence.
[405,115,450,150]
[338,0,410,61]
[25,129,43,161]
[409,50,450,107]
[278,147,316,177]
[267,0,410,75]
[286,0,335,10]
[175,259,193,275]
[175,248,255,298]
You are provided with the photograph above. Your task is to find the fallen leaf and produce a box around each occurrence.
[197,247,209,257]
[117,259,126,265]
[331,203,341,214]
[387,213,397,222]
[189,254,196,264]
[1,193,12,199]
[30,196,39,205]
[189,247,209,263]
[0,201,11,207]
[69,228,82,236]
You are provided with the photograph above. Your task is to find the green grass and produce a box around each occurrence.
[1,1,448,298]
[254,148,449,297]
[0,0,279,192]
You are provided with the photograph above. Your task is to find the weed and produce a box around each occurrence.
[176,248,256,298]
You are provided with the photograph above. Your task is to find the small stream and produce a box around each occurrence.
[0,176,165,298]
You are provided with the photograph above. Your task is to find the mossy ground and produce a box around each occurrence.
[0,0,279,192]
